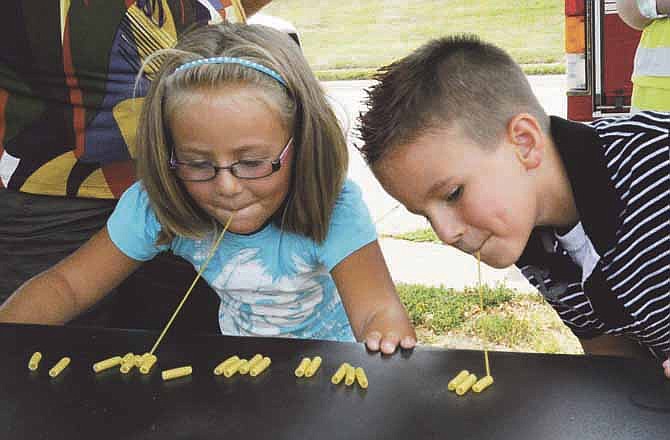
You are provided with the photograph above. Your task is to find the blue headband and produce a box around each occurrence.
[173,56,287,87]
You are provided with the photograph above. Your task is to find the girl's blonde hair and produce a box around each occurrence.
[136,23,348,245]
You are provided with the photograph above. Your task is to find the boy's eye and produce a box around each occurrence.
[446,186,463,202]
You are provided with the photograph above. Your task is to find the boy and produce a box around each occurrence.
[357,35,670,376]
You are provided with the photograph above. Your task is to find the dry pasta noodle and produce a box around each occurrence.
[249,357,271,377]
[139,354,158,374]
[161,366,192,381]
[247,354,263,370]
[120,352,136,374]
[455,373,477,396]
[447,370,470,391]
[28,352,42,371]
[93,356,123,373]
[344,363,356,386]
[237,359,250,375]
[304,356,322,378]
[331,363,348,384]
[49,357,71,378]
[473,375,494,393]
[355,367,368,389]
[214,355,240,376]
[223,358,244,378]
[294,357,311,377]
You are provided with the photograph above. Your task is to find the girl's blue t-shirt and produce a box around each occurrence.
[107,179,377,342]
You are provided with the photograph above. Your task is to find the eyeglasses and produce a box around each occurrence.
[169,137,293,182]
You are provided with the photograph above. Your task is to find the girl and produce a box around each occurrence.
[0,23,416,354]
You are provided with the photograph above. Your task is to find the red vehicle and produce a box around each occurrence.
[565,0,642,120]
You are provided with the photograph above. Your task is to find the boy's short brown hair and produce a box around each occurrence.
[358,34,549,165]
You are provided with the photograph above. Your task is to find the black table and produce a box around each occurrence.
[2,323,668,439]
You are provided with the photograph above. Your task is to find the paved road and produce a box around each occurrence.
[320,76,567,291]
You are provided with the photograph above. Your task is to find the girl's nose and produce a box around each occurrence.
[214,168,243,197]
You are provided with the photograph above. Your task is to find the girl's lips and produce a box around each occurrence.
[214,202,251,212]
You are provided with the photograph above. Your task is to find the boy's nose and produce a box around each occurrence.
[431,212,465,247]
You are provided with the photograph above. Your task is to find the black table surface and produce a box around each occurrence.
[2,323,669,440]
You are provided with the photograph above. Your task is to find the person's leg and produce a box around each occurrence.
[0,189,220,333]
[0,189,119,326]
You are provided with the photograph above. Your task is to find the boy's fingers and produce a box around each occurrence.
[365,331,382,351]
[380,332,400,354]
[663,359,670,379]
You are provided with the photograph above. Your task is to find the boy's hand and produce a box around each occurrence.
[663,359,670,379]
[364,330,416,354]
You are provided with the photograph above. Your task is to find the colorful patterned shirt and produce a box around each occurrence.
[0,0,221,198]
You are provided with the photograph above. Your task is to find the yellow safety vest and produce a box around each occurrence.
[632,18,670,112]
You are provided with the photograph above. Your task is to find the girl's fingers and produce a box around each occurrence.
[366,331,415,353]
[400,335,417,349]
[365,331,382,351]
[380,332,401,354]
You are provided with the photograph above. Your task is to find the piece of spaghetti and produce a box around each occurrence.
[477,251,491,378]
[149,216,233,355]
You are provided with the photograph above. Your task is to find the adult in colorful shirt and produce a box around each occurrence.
[617,0,670,112]
[0,0,271,331]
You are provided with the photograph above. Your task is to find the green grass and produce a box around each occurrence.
[263,0,565,76]
[473,314,533,346]
[315,68,379,81]
[520,62,566,76]
[531,334,564,354]
[397,283,513,333]
[397,283,584,354]
[392,228,441,244]
[316,63,566,81]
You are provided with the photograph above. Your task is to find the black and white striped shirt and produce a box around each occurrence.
[518,112,669,358]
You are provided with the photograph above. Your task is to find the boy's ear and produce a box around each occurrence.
[507,113,544,170]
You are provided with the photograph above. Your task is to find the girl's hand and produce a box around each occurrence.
[330,240,417,355]
[364,329,416,354]
[360,306,417,354]
[663,359,670,379]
